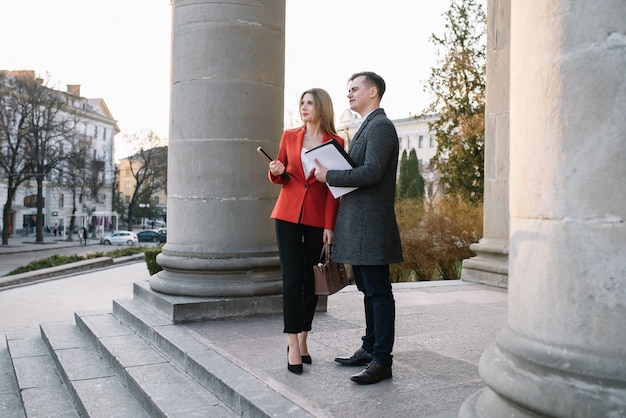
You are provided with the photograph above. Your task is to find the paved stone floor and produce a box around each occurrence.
[0,241,509,417]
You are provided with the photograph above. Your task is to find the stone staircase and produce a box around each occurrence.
[1,297,311,417]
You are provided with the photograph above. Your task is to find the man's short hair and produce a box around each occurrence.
[348,71,386,100]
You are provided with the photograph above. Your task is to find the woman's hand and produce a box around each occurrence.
[269,159,286,177]
[323,229,334,245]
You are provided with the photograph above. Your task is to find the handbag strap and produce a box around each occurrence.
[318,243,331,264]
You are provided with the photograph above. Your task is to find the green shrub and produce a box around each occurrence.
[390,195,482,282]
[5,246,149,276]
[144,247,163,276]
[8,254,87,275]
[103,246,146,258]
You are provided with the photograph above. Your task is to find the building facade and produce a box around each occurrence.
[117,146,168,227]
[0,70,118,237]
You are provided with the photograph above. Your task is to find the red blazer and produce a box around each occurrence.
[269,127,343,230]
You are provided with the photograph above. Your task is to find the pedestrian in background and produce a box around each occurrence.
[268,88,343,375]
[314,72,403,384]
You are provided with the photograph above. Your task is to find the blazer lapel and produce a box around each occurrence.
[349,109,381,151]
[294,128,307,179]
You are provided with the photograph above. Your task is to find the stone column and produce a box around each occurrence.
[461,1,626,416]
[461,0,509,289]
[148,0,287,314]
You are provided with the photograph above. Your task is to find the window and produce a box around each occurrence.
[125,181,131,190]
[24,195,41,208]
[103,128,107,141]
[418,135,424,148]
[124,195,130,204]
[59,194,64,208]
[94,125,98,137]
[429,136,435,148]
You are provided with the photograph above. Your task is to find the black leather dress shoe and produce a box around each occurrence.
[335,347,373,366]
[350,361,392,384]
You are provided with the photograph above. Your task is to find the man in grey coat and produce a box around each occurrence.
[314,71,403,384]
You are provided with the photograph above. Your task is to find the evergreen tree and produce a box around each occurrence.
[406,149,425,199]
[424,0,486,204]
[397,148,425,200]
[397,150,409,198]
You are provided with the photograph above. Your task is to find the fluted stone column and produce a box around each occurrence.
[148,0,287,313]
[460,1,626,416]
[461,0,509,288]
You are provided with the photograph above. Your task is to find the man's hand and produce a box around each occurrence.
[314,159,328,183]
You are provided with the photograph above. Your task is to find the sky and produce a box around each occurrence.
[1,0,450,160]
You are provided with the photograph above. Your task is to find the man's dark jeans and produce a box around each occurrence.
[353,264,395,367]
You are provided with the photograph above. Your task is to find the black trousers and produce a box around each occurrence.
[275,219,323,334]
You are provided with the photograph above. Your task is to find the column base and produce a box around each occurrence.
[135,280,328,322]
[461,238,508,288]
[150,252,283,297]
[459,386,541,418]
[460,327,626,417]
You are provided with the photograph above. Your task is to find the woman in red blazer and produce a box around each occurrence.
[268,88,343,375]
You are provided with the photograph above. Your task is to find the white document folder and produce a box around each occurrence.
[304,139,358,198]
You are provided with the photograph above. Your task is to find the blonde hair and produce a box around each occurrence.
[299,88,338,136]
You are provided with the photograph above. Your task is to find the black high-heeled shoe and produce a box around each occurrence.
[287,346,303,374]
[301,354,312,364]
[287,363,303,374]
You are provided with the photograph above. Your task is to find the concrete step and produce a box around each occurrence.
[5,328,79,417]
[1,333,26,418]
[6,315,240,417]
[111,297,311,417]
[39,320,151,417]
[72,311,235,417]
[3,296,310,417]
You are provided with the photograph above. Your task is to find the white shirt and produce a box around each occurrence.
[301,148,316,178]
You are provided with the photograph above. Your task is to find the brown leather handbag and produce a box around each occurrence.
[313,243,350,295]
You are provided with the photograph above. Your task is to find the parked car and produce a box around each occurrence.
[100,231,138,246]
[137,229,166,244]
[156,228,167,243]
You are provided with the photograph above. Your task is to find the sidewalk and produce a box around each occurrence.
[0,239,509,417]
[0,233,94,254]
[182,280,508,417]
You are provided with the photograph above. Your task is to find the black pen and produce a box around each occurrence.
[257,147,290,180]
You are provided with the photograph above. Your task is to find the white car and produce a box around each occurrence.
[147,219,166,228]
[100,231,138,246]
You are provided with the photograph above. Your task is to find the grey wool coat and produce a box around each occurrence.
[326,108,404,266]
